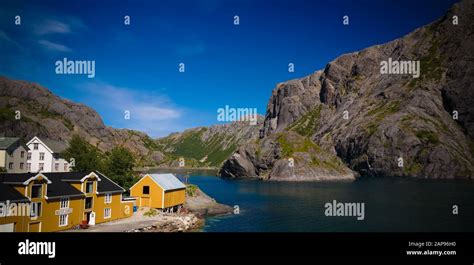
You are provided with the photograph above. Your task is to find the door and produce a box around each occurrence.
[29,222,41,232]
[0,223,14,232]
[141,197,150,207]
[88,212,96,225]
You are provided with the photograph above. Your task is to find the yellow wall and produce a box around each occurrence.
[130,175,163,208]
[1,173,133,232]
[130,175,185,209]
[0,208,30,232]
[0,150,5,167]
[164,190,186,208]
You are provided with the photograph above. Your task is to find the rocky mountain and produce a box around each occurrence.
[154,117,263,168]
[220,0,474,180]
[0,77,163,166]
[0,76,261,168]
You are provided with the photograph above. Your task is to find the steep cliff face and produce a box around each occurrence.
[221,0,474,180]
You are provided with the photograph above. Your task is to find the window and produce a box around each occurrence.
[85,182,94,193]
[105,193,112,204]
[31,185,42,198]
[104,208,111,219]
[39,152,45,161]
[38,163,44,171]
[27,152,31,160]
[85,197,93,209]
[20,163,24,169]
[20,151,25,158]
[54,163,59,171]
[8,162,13,169]
[143,186,150,195]
[33,143,39,150]
[31,202,42,218]
[59,214,68,227]
[27,163,31,171]
[60,198,69,209]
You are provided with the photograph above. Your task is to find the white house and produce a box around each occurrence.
[0,137,29,173]
[26,137,70,173]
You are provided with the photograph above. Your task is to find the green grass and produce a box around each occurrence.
[157,128,240,167]
[0,107,16,121]
[142,135,159,150]
[63,118,74,130]
[186,184,198,197]
[143,208,158,217]
[415,130,440,145]
[287,105,322,137]
[408,31,443,89]
[365,100,401,136]
[277,133,319,157]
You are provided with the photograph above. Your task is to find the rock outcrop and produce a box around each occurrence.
[220,0,474,180]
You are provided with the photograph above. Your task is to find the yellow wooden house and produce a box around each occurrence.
[0,171,134,232]
[130,173,186,211]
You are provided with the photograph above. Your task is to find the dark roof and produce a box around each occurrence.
[94,171,125,193]
[36,171,125,193]
[49,171,89,181]
[41,139,68,153]
[0,137,19,149]
[0,173,38,184]
[0,173,82,199]
[42,173,84,199]
[0,171,125,200]
[0,137,26,153]
[0,182,29,203]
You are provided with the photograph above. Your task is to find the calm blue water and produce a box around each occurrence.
[149,169,474,232]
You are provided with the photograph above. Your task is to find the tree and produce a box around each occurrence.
[103,146,135,190]
[63,135,104,172]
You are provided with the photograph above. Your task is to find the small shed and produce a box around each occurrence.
[130,173,186,211]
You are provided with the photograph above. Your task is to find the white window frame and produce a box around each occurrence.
[27,152,32,160]
[38,163,44,172]
[60,198,69,209]
[59,214,68,227]
[105,193,112,204]
[104,208,111,219]
[39,152,45,161]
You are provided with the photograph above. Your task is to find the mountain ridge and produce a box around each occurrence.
[220,0,474,180]
[0,76,261,168]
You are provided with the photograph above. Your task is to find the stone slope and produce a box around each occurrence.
[220,0,474,180]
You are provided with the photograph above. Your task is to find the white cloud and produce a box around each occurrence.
[34,19,71,35]
[78,82,183,137]
[38,40,72,52]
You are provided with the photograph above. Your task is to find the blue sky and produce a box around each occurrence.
[0,0,458,137]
